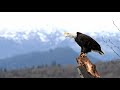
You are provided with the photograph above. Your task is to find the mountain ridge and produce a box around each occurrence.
[0,30,119,61]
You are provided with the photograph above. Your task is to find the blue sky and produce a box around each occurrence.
[0,12,120,33]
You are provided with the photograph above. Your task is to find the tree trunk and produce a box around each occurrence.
[76,54,100,78]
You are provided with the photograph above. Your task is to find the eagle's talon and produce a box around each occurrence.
[80,53,86,57]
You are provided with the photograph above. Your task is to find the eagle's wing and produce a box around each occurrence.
[78,34,100,47]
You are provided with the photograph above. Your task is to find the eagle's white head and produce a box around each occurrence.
[64,32,77,39]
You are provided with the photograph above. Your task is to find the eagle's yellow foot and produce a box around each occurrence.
[80,53,86,57]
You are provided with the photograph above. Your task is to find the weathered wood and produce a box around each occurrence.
[77,65,94,78]
[76,54,100,78]
[77,67,84,78]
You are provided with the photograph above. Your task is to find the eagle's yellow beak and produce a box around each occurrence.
[64,32,69,36]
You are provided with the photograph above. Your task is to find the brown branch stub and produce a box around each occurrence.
[76,67,84,78]
[76,55,100,78]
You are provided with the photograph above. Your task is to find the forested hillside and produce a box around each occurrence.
[0,60,120,78]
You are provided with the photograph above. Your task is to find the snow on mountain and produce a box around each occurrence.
[37,32,49,42]
[0,29,119,61]
[0,28,66,43]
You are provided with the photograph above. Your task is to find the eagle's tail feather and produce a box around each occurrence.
[99,51,104,55]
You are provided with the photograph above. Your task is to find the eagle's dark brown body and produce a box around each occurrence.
[75,32,104,55]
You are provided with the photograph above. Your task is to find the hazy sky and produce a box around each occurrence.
[0,12,120,33]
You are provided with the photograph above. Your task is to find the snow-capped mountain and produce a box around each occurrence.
[0,29,67,59]
[0,29,120,61]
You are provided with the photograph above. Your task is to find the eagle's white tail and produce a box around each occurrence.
[99,51,104,55]
[92,50,104,55]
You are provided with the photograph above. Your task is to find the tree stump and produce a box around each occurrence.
[76,54,100,78]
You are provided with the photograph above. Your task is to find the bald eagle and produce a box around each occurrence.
[64,32,104,56]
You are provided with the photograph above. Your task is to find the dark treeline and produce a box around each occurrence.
[0,60,120,78]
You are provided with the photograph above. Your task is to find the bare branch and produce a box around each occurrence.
[102,36,107,43]
[102,36,120,58]
[108,39,120,51]
[112,20,120,32]
[106,44,120,58]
